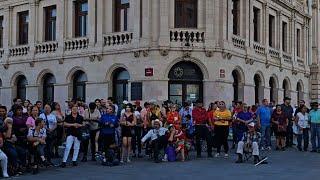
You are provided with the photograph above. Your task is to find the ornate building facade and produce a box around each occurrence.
[0,0,313,107]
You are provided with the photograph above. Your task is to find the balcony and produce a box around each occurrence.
[170,29,205,48]
[282,52,292,63]
[253,42,265,55]
[104,32,133,47]
[269,47,280,59]
[35,41,59,54]
[9,45,30,57]
[232,35,246,50]
[64,37,89,51]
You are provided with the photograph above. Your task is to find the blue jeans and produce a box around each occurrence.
[311,123,320,151]
[297,128,309,150]
[260,125,271,148]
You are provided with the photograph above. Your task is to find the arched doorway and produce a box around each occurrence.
[297,81,303,104]
[112,68,130,104]
[168,61,203,105]
[269,77,277,103]
[16,75,28,100]
[282,79,290,98]
[42,73,56,105]
[232,69,244,102]
[72,70,87,101]
[254,74,264,104]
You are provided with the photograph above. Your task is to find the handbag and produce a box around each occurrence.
[77,125,90,142]
[166,145,176,162]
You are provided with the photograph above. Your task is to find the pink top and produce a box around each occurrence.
[26,116,36,128]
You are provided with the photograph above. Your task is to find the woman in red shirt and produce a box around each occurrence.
[166,104,181,129]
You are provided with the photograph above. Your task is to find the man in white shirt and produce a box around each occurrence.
[142,120,169,163]
[39,104,57,164]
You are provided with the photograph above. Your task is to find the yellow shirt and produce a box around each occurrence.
[214,110,232,126]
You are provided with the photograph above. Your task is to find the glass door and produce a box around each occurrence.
[186,84,200,102]
[169,84,183,105]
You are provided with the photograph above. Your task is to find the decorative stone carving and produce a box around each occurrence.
[182,51,191,58]
[29,61,35,67]
[96,54,102,61]
[89,55,95,62]
[292,70,298,75]
[142,50,149,57]
[159,49,169,56]
[266,63,271,69]
[222,52,232,60]
[3,64,9,70]
[134,51,140,58]
[205,50,213,57]
[58,58,64,64]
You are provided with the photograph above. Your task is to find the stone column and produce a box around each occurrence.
[198,0,205,30]
[54,84,69,111]
[2,6,12,61]
[248,0,254,47]
[96,0,104,48]
[131,0,140,47]
[205,0,214,48]
[29,1,39,57]
[26,85,39,102]
[158,0,169,47]
[105,0,113,34]
[264,3,269,52]
[67,0,74,38]
[88,0,97,47]
[140,0,151,47]
[56,0,65,55]
[151,0,159,44]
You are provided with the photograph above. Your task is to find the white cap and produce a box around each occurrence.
[123,100,129,105]
[248,122,255,127]
[152,119,163,127]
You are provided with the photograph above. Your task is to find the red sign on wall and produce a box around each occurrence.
[145,68,154,77]
[220,69,225,78]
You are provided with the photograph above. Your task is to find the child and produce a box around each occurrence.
[183,114,194,139]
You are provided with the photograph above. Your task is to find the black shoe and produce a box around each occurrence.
[208,154,213,158]
[72,161,78,166]
[32,166,39,175]
[196,154,201,158]
[132,153,137,158]
[138,154,143,158]
[154,159,161,163]
[81,157,87,162]
[275,147,280,151]
[60,162,66,168]
[281,147,286,151]
[298,147,302,151]
[235,158,243,163]
[91,157,96,161]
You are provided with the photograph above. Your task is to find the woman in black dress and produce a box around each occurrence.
[120,104,136,163]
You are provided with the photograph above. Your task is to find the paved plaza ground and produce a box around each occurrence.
[13,147,320,180]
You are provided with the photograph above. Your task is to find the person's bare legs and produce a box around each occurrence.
[127,137,132,162]
[121,137,128,163]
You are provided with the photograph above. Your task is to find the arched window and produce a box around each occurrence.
[43,73,56,105]
[254,74,264,104]
[16,75,28,100]
[73,71,87,101]
[282,79,290,98]
[113,68,130,104]
[175,0,198,28]
[269,77,277,103]
[297,82,303,104]
[168,61,203,105]
[232,70,244,102]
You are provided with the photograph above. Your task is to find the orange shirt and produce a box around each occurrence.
[167,111,181,127]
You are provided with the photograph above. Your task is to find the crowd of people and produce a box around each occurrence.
[0,96,319,177]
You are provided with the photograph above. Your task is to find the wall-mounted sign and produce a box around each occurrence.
[145,67,153,77]
[220,69,225,78]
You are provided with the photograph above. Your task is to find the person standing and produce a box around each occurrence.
[60,105,84,168]
[256,99,272,150]
[26,106,39,129]
[83,102,101,161]
[309,102,320,153]
[119,104,136,163]
[271,105,288,151]
[39,104,57,165]
[281,97,294,147]
[51,102,65,158]
[213,101,232,158]
[192,100,211,158]
[295,105,310,151]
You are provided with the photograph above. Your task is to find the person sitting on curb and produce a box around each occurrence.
[141,119,169,163]
[235,122,263,164]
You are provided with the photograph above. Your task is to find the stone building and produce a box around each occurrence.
[0,0,313,108]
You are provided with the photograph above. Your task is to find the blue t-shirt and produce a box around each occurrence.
[237,112,252,130]
[100,114,119,135]
[256,106,272,126]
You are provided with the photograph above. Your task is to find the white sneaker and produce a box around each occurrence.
[267,146,272,151]
[126,158,131,163]
[162,154,168,162]
[224,154,229,158]
[3,173,9,178]
[214,153,220,158]
[261,147,265,151]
